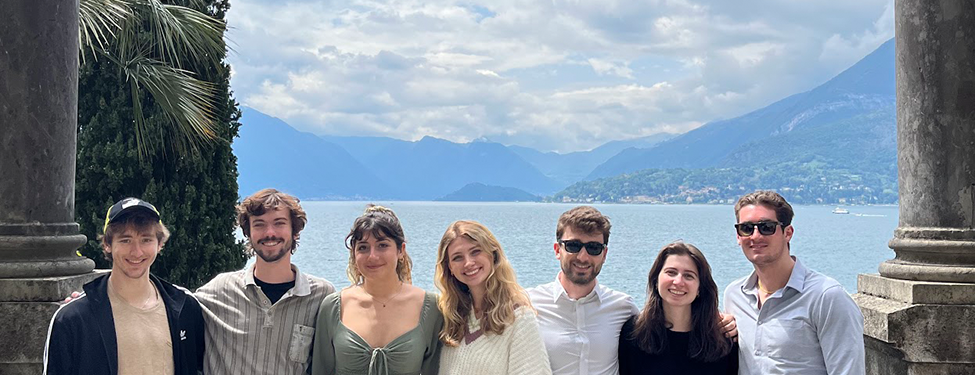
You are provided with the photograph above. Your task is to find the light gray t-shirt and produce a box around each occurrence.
[723,257,865,375]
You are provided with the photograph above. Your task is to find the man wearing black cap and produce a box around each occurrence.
[43,198,205,375]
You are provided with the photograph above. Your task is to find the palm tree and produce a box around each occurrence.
[79,0,226,159]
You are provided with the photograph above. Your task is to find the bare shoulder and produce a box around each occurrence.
[339,286,365,304]
[405,284,426,298]
[399,285,427,311]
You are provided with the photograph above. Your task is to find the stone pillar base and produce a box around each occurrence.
[0,271,106,374]
[0,224,94,278]
[854,273,975,374]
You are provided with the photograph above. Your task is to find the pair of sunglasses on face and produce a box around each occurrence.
[734,220,786,237]
[559,240,606,256]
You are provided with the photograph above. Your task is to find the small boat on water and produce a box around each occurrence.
[832,207,850,214]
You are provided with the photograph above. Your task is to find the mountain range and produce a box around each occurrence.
[234,38,896,202]
[319,135,561,200]
[558,39,896,204]
[509,133,676,185]
[587,38,895,180]
[235,109,390,199]
[234,111,672,200]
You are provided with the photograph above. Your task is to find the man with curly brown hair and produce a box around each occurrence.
[195,188,335,375]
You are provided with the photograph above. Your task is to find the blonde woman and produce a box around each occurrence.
[312,205,443,375]
[435,220,552,375]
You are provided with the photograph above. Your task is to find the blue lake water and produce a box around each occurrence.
[276,202,898,307]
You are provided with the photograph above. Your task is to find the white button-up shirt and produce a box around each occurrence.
[527,277,638,375]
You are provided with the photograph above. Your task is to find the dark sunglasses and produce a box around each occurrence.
[734,221,784,236]
[559,240,606,256]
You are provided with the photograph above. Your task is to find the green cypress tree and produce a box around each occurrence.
[76,0,247,288]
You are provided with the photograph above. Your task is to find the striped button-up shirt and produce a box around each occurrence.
[195,264,336,375]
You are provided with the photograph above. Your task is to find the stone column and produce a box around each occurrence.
[0,1,102,374]
[854,0,975,373]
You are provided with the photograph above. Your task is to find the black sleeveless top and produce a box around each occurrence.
[618,315,739,375]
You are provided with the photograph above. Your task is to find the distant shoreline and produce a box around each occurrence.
[291,199,899,207]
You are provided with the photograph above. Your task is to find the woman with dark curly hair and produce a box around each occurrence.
[619,242,738,374]
[312,205,442,375]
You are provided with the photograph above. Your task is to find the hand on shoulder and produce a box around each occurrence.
[62,291,83,304]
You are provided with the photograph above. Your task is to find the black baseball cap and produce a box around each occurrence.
[103,198,161,233]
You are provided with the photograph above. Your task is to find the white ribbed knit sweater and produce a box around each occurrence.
[438,306,552,375]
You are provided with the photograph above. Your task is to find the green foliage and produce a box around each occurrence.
[75,0,246,289]
[553,163,897,205]
[720,108,897,178]
[79,0,227,159]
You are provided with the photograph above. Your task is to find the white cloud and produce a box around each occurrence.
[725,42,783,69]
[820,1,895,66]
[587,58,634,78]
[226,0,894,152]
[476,69,501,78]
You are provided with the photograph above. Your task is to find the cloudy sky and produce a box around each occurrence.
[226,0,893,153]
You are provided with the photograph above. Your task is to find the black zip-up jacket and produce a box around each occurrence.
[43,274,205,375]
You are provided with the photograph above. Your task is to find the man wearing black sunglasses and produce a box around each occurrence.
[527,206,639,375]
[724,190,864,375]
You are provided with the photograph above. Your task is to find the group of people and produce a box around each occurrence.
[44,188,865,374]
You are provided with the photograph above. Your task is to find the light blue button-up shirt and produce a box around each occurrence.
[724,257,865,375]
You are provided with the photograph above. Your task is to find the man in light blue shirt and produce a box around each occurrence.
[724,190,864,375]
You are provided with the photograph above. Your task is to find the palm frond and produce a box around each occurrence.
[79,0,227,161]
[122,56,218,158]
[114,4,144,65]
[129,78,151,159]
[140,0,226,69]
[78,0,133,60]
[180,0,210,10]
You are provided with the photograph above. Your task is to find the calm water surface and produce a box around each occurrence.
[274,202,897,307]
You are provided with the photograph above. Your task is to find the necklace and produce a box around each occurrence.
[757,280,777,295]
[142,282,159,309]
[364,282,405,308]
[110,278,159,309]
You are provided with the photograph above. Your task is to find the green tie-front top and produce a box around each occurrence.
[312,291,444,375]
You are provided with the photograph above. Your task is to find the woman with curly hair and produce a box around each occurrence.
[618,241,738,374]
[434,220,551,375]
[312,205,443,375]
